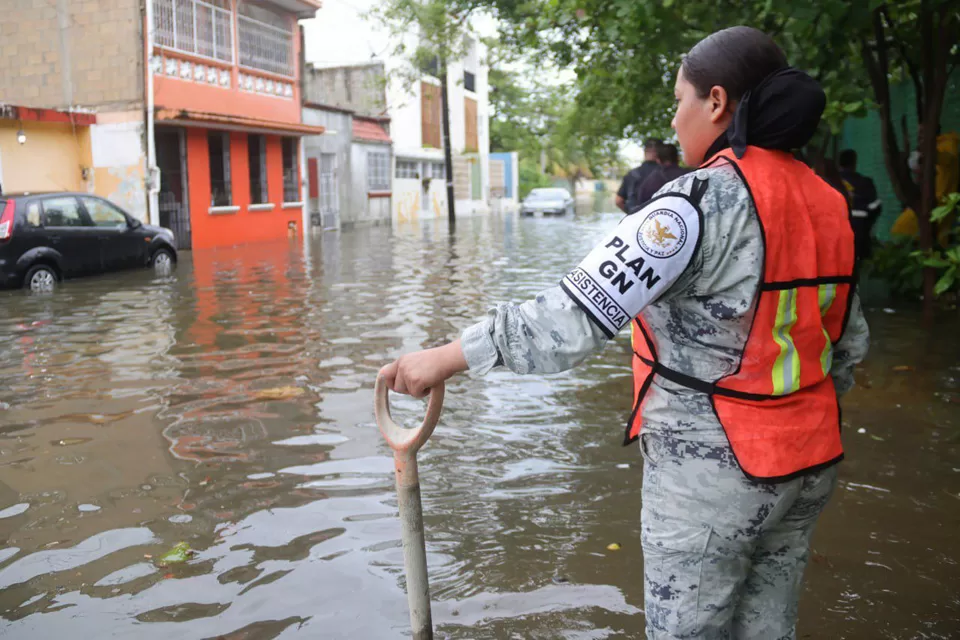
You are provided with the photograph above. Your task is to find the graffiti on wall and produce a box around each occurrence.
[395,191,420,224]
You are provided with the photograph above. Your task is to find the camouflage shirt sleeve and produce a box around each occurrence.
[460,172,707,377]
[830,292,870,396]
[460,286,610,375]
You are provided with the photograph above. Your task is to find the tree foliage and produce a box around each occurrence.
[462,0,959,312]
[487,42,621,194]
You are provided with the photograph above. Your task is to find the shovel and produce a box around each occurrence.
[374,374,445,640]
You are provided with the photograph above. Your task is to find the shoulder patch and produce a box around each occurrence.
[637,207,688,258]
[560,194,702,338]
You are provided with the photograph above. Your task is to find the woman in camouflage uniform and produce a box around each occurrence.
[381,26,869,639]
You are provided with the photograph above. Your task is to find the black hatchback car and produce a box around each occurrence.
[0,192,177,291]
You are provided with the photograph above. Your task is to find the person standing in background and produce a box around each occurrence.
[633,143,691,207]
[615,138,661,213]
[838,149,882,260]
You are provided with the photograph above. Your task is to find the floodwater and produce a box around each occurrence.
[0,199,957,638]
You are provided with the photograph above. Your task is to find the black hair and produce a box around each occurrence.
[657,143,680,165]
[682,26,788,101]
[838,149,857,170]
[643,138,663,151]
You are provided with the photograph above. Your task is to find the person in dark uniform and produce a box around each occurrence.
[615,138,661,212]
[838,149,882,260]
[632,142,690,208]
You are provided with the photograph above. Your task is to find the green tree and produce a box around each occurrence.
[462,0,959,314]
[487,42,621,196]
[859,1,959,313]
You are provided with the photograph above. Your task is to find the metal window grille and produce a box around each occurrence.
[282,138,299,202]
[368,152,390,191]
[154,0,233,63]
[396,160,419,179]
[248,135,268,204]
[431,162,445,179]
[238,12,293,77]
[208,131,231,206]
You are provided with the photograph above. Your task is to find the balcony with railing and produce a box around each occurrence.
[154,0,234,64]
[151,0,315,124]
[152,0,305,103]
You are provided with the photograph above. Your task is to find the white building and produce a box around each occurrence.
[301,1,491,224]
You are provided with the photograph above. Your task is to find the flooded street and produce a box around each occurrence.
[0,202,957,638]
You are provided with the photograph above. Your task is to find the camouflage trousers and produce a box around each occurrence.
[639,432,839,639]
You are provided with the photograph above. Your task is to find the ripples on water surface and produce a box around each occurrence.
[0,208,957,638]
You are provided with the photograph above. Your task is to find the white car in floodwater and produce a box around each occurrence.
[520,188,574,217]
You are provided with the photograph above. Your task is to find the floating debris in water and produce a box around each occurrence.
[857,428,867,434]
[255,386,305,400]
[168,514,192,524]
[54,438,91,447]
[883,308,896,314]
[846,482,891,493]
[156,542,194,567]
[892,365,914,372]
[77,504,100,512]
[870,435,885,442]
[606,543,621,551]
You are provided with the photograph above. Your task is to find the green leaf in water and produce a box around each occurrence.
[870,435,885,441]
[157,542,194,567]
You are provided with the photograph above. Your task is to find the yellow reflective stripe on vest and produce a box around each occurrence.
[818,284,838,375]
[771,288,801,395]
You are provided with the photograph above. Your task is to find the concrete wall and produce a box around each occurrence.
[89,113,148,220]
[302,106,353,227]
[303,63,387,118]
[0,119,92,193]
[0,114,147,220]
[393,176,447,224]
[0,0,143,111]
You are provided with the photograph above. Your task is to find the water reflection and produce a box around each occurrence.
[0,198,956,638]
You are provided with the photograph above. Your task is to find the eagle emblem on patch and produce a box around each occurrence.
[637,209,687,258]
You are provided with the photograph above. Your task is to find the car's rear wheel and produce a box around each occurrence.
[24,264,58,293]
[151,248,175,273]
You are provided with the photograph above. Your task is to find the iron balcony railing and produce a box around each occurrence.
[154,0,234,63]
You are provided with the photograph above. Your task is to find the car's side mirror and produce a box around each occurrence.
[128,218,142,229]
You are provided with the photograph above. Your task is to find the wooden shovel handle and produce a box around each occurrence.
[374,373,444,456]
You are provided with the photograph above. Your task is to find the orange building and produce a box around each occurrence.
[148,0,323,249]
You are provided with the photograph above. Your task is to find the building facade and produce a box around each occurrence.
[0,0,323,250]
[302,61,394,230]
[0,0,147,217]
[301,1,492,225]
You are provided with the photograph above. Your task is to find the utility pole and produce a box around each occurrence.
[440,56,456,228]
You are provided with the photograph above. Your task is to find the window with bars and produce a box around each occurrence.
[367,151,390,191]
[282,138,299,202]
[154,0,233,63]
[248,134,268,204]
[208,131,232,207]
[396,160,419,179]
[238,0,294,77]
[431,162,446,180]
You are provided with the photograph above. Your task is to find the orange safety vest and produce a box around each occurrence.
[627,147,856,482]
